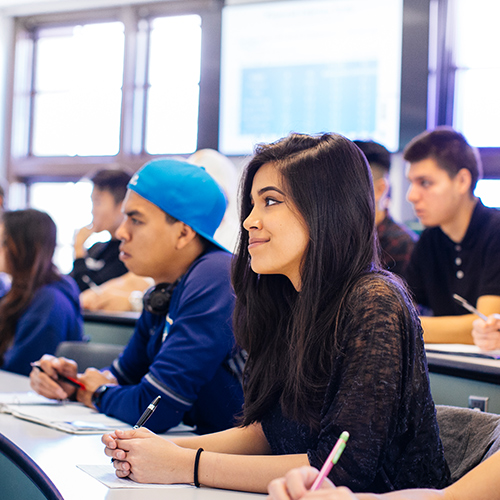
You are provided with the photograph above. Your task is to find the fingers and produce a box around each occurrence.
[268,467,330,500]
[472,316,500,351]
[115,427,152,439]
[29,358,70,400]
[101,370,118,384]
[52,356,78,378]
[268,477,292,500]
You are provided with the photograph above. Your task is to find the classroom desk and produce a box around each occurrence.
[83,310,139,346]
[0,371,263,500]
[426,349,500,413]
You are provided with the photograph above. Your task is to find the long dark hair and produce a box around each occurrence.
[232,133,380,430]
[0,209,60,363]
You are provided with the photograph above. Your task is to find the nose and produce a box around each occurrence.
[406,183,418,204]
[243,207,262,232]
[115,219,129,241]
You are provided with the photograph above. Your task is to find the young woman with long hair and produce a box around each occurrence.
[0,209,83,375]
[102,133,449,493]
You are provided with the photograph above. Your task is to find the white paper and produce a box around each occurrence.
[3,401,131,434]
[0,391,60,406]
[77,464,195,489]
[426,343,500,359]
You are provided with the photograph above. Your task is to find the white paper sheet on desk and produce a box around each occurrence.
[425,343,500,359]
[2,401,131,434]
[0,391,60,406]
[77,464,195,489]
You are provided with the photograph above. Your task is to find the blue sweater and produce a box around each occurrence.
[2,276,84,376]
[100,247,244,434]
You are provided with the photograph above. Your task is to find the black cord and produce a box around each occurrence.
[194,448,204,487]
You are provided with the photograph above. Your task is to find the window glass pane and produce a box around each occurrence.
[219,0,403,155]
[32,22,124,156]
[29,181,109,274]
[454,0,500,67]
[453,0,500,146]
[475,179,500,209]
[145,15,201,155]
[453,69,500,147]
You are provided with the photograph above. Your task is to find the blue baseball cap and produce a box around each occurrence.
[128,158,229,252]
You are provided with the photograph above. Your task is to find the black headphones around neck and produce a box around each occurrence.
[142,280,179,315]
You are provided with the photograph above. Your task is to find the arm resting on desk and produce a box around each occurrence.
[104,424,308,493]
[422,295,500,344]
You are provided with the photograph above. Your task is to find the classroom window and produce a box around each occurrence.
[31,22,125,156]
[29,181,96,274]
[452,0,500,147]
[144,15,202,155]
[475,180,500,209]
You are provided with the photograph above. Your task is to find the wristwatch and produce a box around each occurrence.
[91,385,110,410]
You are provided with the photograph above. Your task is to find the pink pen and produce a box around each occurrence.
[310,431,349,491]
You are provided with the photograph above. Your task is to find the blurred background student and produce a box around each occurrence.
[69,169,131,292]
[353,140,418,277]
[0,209,83,376]
[187,148,240,253]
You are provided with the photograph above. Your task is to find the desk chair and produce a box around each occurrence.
[55,341,124,370]
[436,404,500,483]
[0,433,64,500]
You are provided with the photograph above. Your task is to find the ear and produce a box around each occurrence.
[175,223,198,250]
[455,168,472,196]
[373,177,389,204]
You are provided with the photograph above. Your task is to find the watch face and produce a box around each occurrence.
[91,385,108,408]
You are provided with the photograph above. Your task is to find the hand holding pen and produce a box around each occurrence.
[30,359,86,401]
[110,396,161,463]
[267,433,349,500]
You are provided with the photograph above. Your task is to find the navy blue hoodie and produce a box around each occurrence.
[2,275,84,375]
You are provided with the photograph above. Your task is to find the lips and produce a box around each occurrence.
[119,246,130,260]
[248,238,268,249]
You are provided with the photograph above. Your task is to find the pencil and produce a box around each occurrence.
[310,431,349,491]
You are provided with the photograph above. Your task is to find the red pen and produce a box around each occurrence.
[30,362,87,391]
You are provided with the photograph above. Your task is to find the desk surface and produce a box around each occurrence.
[425,348,500,384]
[0,371,262,500]
[83,310,140,326]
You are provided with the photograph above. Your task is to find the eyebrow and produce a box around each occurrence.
[124,209,143,218]
[257,186,286,196]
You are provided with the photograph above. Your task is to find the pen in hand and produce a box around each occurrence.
[134,395,161,429]
[111,396,161,463]
[30,362,87,391]
[310,431,349,491]
[452,294,488,321]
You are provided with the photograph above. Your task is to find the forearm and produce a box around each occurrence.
[421,315,475,344]
[199,452,309,492]
[171,423,272,455]
[442,450,500,500]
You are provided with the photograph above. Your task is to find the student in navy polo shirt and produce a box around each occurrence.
[403,127,500,344]
[30,159,244,435]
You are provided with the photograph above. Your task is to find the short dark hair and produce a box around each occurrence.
[353,140,391,173]
[403,127,482,194]
[91,169,132,204]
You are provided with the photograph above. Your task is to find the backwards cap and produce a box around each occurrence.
[128,158,229,252]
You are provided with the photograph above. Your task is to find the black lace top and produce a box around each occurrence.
[261,274,450,493]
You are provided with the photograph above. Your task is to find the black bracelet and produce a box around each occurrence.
[193,447,204,487]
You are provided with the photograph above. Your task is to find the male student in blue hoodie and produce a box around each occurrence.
[30,159,244,435]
